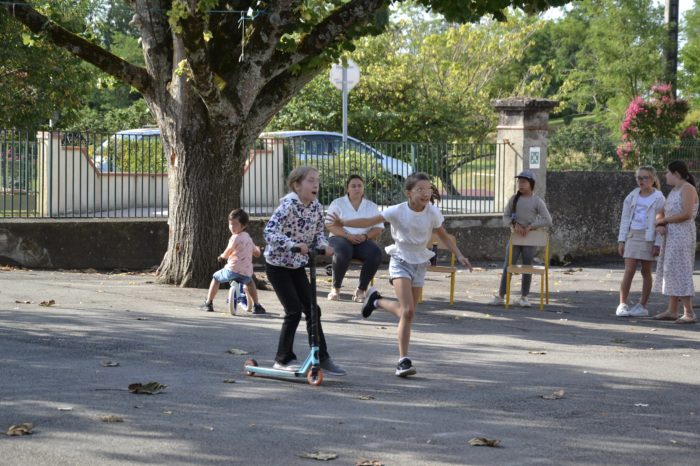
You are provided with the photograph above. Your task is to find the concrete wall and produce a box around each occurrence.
[1,171,697,270]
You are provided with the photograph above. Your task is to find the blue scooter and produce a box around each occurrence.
[243,247,325,386]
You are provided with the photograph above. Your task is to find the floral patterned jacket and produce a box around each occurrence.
[263,192,328,268]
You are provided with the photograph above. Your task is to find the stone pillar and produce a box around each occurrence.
[491,98,558,210]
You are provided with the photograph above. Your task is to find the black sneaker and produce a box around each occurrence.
[320,358,346,376]
[362,286,381,318]
[396,357,416,377]
[252,304,266,315]
[199,301,214,312]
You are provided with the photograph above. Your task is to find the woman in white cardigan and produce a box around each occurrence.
[616,166,665,317]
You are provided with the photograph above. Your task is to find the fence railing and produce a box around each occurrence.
[1,129,509,218]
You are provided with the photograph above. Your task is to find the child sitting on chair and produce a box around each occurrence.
[199,208,265,314]
[487,170,552,308]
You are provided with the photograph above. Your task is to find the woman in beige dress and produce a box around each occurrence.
[652,160,699,324]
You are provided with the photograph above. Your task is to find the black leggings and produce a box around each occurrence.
[265,262,329,364]
[328,236,382,290]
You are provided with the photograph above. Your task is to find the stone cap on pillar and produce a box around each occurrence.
[491,97,559,111]
[492,97,559,130]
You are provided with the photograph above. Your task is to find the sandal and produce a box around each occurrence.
[652,310,679,321]
[353,288,366,303]
[674,315,697,324]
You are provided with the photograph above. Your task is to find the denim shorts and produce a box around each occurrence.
[389,256,428,287]
[213,267,252,285]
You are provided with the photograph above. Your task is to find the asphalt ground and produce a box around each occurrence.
[0,260,699,465]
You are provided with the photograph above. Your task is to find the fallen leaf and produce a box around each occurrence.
[100,415,123,423]
[39,299,55,307]
[541,389,566,400]
[228,348,250,355]
[6,423,33,436]
[359,395,375,400]
[136,317,149,321]
[223,379,236,383]
[634,403,649,407]
[300,451,338,461]
[356,459,383,466]
[612,338,627,344]
[374,326,387,330]
[468,437,501,447]
[14,300,31,304]
[163,410,173,415]
[101,360,119,367]
[528,351,547,355]
[57,407,73,411]
[128,381,167,394]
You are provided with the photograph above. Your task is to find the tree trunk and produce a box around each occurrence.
[155,120,249,288]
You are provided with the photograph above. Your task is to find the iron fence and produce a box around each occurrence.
[1,129,509,218]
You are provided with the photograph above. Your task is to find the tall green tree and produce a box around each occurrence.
[679,0,700,105]
[1,0,567,287]
[271,10,545,143]
[0,5,93,128]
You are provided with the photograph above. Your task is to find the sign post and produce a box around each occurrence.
[329,60,360,142]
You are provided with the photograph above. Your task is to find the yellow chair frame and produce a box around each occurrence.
[505,229,549,310]
[418,233,457,305]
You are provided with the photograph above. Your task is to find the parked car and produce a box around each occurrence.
[259,130,414,180]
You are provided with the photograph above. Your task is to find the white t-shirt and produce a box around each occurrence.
[382,202,444,264]
[325,196,384,236]
[631,193,654,230]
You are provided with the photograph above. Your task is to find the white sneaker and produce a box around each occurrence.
[628,303,649,317]
[487,295,505,306]
[327,290,340,301]
[616,303,630,317]
[353,288,366,303]
[272,359,301,372]
[518,296,531,308]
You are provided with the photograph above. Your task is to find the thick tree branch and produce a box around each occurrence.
[262,0,387,81]
[1,0,152,95]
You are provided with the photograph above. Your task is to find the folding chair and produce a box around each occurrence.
[418,233,457,305]
[505,229,549,310]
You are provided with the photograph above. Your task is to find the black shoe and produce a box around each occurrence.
[320,358,346,376]
[396,357,416,377]
[252,304,266,315]
[199,301,214,312]
[362,286,381,318]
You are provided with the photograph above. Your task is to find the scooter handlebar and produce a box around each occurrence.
[291,246,326,255]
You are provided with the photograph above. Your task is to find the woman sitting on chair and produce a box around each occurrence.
[324,175,384,302]
[487,170,552,308]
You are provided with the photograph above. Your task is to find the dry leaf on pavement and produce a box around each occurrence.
[14,300,32,304]
[100,415,124,422]
[6,423,34,436]
[299,451,338,461]
[128,382,167,394]
[228,348,250,355]
[541,389,566,400]
[468,437,501,447]
[101,360,120,367]
[356,459,383,466]
[39,299,56,307]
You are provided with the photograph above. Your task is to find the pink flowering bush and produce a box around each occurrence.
[617,83,689,168]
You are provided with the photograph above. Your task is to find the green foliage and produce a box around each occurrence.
[89,133,165,174]
[548,121,619,171]
[270,10,545,143]
[680,0,700,105]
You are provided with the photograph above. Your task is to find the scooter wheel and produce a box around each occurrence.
[307,368,323,386]
[325,264,332,276]
[244,358,258,376]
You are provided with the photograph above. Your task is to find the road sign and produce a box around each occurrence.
[329,60,360,91]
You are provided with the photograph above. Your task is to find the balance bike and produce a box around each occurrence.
[243,247,324,386]
[226,281,249,316]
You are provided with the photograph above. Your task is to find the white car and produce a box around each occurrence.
[259,130,414,179]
